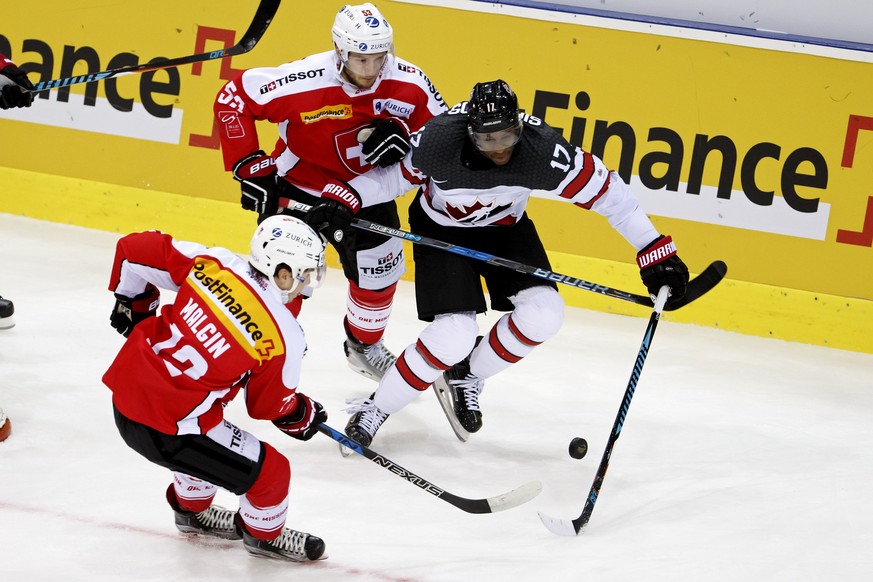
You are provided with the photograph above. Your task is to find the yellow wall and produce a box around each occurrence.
[1,1,871,353]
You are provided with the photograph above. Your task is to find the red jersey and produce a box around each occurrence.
[214,50,447,196]
[102,231,308,436]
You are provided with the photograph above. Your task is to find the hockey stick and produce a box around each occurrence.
[280,198,726,311]
[317,424,542,514]
[31,0,281,92]
[538,285,671,535]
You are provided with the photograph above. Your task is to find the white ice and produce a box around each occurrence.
[1,213,872,581]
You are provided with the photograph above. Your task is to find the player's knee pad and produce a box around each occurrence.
[418,312,479,366]
[510,286,565,343]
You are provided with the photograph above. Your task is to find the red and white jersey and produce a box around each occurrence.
[102,231,308,436]
[214,50,447,197]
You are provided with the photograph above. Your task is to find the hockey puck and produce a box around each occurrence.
[568,437,588,459]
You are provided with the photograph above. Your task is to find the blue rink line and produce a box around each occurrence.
[470,0,873,53]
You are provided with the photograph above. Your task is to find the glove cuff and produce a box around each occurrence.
[321,181,362,213]
[636,235,676,269]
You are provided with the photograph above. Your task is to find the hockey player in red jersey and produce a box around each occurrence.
[103,216,329,562]
[328,80,690,445]
[214,3,447,382]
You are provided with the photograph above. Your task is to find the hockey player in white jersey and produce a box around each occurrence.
[309,80,690,445]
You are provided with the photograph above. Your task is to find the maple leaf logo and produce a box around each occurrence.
[443,198,513,223]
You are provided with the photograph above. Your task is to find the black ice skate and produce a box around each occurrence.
[237,515,326,562]
[343,333,396,381]
[0,296,15,330]
[343,394,389,447]
[167,486,241,540]
[444,356,484,434]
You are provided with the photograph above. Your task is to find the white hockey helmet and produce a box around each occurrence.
[250,215,327,301]
[331,3,394,62]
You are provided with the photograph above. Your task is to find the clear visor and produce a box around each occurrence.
[303,262,327,290]
[469,124,522,152]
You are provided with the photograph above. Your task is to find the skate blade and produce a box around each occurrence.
[432,377,470,442]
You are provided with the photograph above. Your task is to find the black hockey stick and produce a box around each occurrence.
[317,424,542,514]
[31,0,281,92]
[538,286,670,535]
[280,198,726,311]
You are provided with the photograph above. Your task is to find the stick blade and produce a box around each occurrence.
[486,480,543,512]
[537,511,582,536]
[664,260,728,311]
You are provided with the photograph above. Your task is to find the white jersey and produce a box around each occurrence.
[350,102,659,251]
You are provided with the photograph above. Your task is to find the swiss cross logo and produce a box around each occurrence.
[334,125,370,175]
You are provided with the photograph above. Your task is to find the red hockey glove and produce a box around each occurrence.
[360,118,410,168]
[273,393,327,441]
[233,150,280,216]
[304,181,361,243]
[110,284,160,337]
[0,56,35,110]
[636,235,689,301]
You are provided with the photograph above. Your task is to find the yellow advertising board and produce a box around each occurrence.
[1,1,871,352]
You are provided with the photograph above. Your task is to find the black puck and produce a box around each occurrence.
[569,437,588,459]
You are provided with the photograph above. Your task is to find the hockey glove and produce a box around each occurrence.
[636,235,689,302]
[273,393,327,441]
[304,181,361,243]
[360,118,411,168]
[0,56,35,110]
[110,285,160,337]
[233,151,280,216]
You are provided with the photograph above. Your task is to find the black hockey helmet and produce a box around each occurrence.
[467,80,522,151]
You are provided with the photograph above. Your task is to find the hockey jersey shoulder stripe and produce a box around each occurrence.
[185,257,284,361]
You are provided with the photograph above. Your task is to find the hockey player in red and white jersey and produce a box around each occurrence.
[325,80,690,445]
[214,3,447,383]
[103,216,329,562]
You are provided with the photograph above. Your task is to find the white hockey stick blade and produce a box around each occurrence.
[432,377,470,442]
[488,480,543,512]
[537,511,581,536]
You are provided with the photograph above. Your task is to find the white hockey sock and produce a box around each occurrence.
[470,314,536,379]
[372,344,440,414]
[238,494,289,540]
[172,472,217,511]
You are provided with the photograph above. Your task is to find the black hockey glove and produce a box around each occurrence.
[359,118,410,168]
[636,235,689,302]
[110,285,160,337]
[0,56,35,110]
[233,150,280,215]
[273,393,327,441]
[304,181,361,243]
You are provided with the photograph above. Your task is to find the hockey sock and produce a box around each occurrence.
[171,473,217,513]
[345,281,396,345]
[239,443,290,541]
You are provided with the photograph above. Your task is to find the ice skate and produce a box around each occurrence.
[444,356,484,434]
[343,394,389,447]
[238,516,326,562]
[343,334,396,381]
[167,486,241,540]
[0,296,15,330]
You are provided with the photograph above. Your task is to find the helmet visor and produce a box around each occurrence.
[469,124,522,152]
